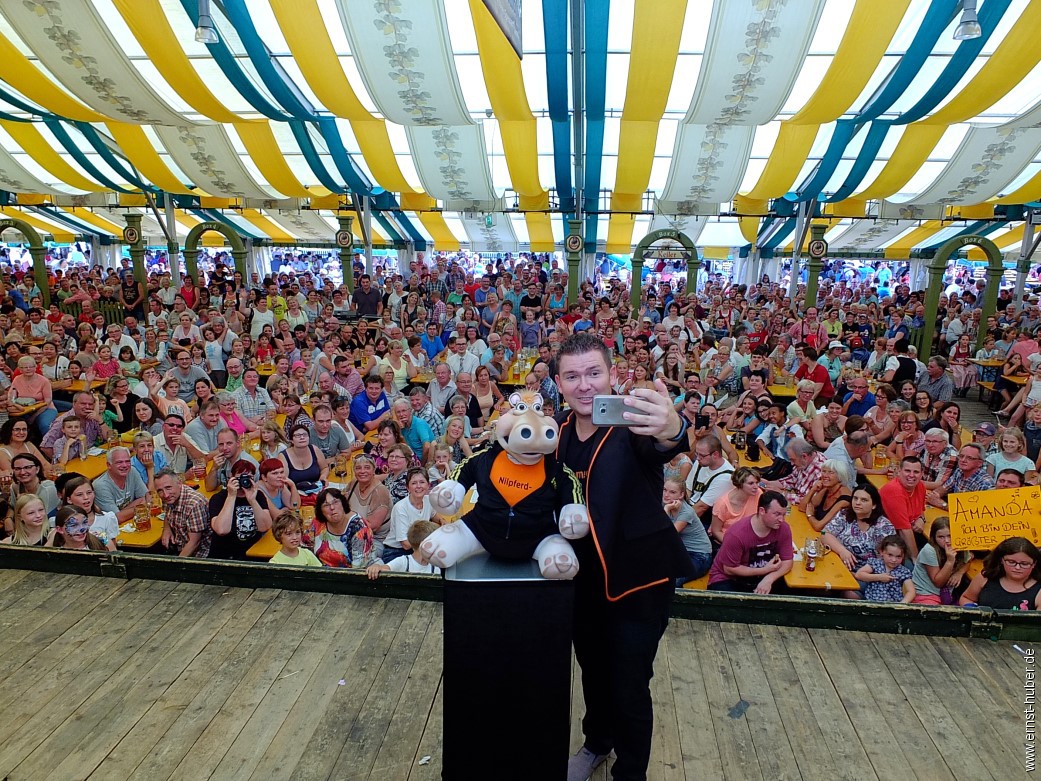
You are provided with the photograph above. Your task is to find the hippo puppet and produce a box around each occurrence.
[421,390,590,578]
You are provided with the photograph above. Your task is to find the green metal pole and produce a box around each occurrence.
[338,214,355,294]
[566,219,582,304]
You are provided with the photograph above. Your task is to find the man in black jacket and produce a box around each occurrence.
[555,333,693,781]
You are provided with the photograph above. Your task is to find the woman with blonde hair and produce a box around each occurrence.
[801,460,854,532]
[886,411,925,463]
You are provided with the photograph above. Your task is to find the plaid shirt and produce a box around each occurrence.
[943,466,995,495]
[779,450,825,500]
[414,401,446,438]
[921,445,958,484]
[430,298,447,326]
[165,484,211,557]
[233,385,274,419]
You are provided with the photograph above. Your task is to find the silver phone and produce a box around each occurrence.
[592,394,647,427]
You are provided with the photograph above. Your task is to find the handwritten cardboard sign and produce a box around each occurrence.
[949,486,1041,550]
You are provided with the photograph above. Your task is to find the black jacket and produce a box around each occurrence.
[453,442,583,559]
[555,413,695,601]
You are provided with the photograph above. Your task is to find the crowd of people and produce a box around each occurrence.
[0,250,1038,612]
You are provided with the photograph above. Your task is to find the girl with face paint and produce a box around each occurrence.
[48,506,107,551]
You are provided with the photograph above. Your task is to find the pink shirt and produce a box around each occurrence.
[713,489,762,537]
[221,410,248,437]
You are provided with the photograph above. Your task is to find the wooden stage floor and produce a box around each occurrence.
[0,568,1029,781]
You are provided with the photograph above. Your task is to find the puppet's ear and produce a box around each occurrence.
[508,391,523,408]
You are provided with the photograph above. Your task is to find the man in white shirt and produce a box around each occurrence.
[444,336,479,379]
[687,435,735,523]
[427,363,457,412]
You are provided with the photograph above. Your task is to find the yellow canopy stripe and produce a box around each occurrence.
[468,0,545,198]
[733,195,768,244]
[0,35,107,122]
[110,0,242,124]
[105,124,195,195]
[996,169,1041,205]
[351,221,387,246]
[853,125,946,201]
[743,123,818,201]
[399,193,437,212]
[0,121,110,192]
[789,0,911,125]
[0,207,75,242]
[883,221,945,259]
[606,214,638,255]
[235,122,325,199]
[924,2,1041,126]
[65,208,122,235]
[416,212,459,250]
[608,0,687,251]
[525,213,555,252]
[238,209,295,242]
[965,224,1023,260]
[702,247,730,260]
[268,0,415,193]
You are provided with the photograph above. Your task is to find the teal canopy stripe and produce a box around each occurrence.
[177,0,288,122]
[191,208,264,241]
[543,0,573,214]
[31,205,105,237]
[795,0,960,203]
[821,121,892,203]
[43,120,135,194]
[761,217,795,253]
[289,121,346,194]
[315,118,372,195]
[73,122,156,192]
[220,0,316,121]
[855,0,960,124]
[896,0,1012,125]
[582,0,610,252]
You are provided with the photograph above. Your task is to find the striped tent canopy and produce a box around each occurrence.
[0,0,1039,260]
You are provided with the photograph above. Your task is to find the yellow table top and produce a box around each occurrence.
[766,384,797,398]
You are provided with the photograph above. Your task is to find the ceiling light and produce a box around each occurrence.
[194,0,219,45]
[953,0,981,41]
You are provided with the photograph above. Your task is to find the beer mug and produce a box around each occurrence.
[134,503,151,532]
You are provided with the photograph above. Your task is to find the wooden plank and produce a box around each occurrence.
[210,592,353,781]
[326,599,435,779]
[0,580,201,775]
[866,634,995,781]
[0,568,51,613]
[0,567,32,592]
[894,635,1025,780]
[691,622,765,781]
[747,624,858,781]
[0,576,129,675]
[648,628,684,781]
[0,582,217,780]
[247,596,396,780]
[773,626,876,781]
[964,638,1027,683]
[123,589,301,781]
[666,620,724,781]
[929,636,1019,711]
[407,678,445,781]
[368,603,445,781]
[288,599,411,781]
[718,623,800,781]
[0,573,85,654]
[830,630,953,779]
[807,629,916,781]
[47,585,256,780]
[89,588,279,781]
[165,590,332,781]
[0,579,176,715]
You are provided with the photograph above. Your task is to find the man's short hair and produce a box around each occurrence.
[996,468,1025,486]
[758,490,788,511]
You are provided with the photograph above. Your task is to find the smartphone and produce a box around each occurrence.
[694,414,710,430]
[592,395,647,427]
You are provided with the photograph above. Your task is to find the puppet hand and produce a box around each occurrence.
[558,503,590,540]
[429,480,465,516]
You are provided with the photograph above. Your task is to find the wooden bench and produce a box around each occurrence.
[682,573,709,590]
[977,380,997,405]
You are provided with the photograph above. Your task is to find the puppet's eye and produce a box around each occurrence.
[514,403,527,413]
[531,401,543,412]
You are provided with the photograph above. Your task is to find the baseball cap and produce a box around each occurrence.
[291,360,306,371]
[828,341,844,351]
[974,422,997,436]
[642,316,652,322]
